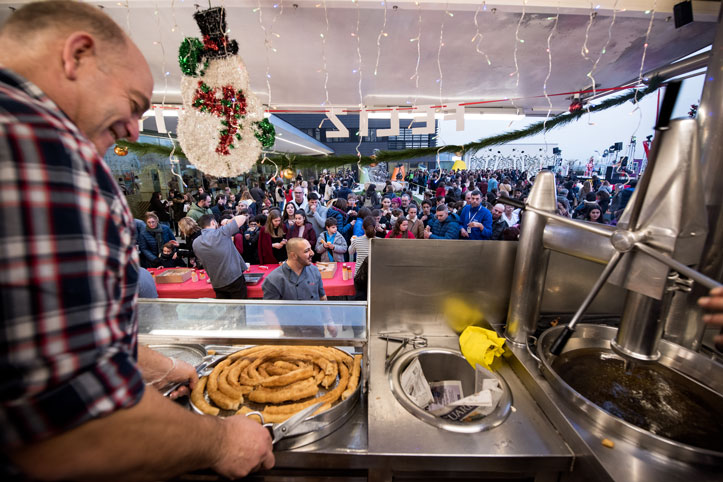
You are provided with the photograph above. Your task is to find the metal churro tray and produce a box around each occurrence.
[148,344,207,367]
[189,346,363,449]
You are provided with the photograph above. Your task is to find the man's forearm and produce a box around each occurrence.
[9,388,223,481]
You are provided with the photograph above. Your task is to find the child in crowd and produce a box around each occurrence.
[242,216,262,265]
[154,242,187,268]
[316,217,348,262]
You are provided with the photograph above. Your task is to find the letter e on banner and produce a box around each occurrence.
[377,108,400,137]
[445,105,465,132]
[325,108,350,139]
[359,108,369,138]
[154,108,168,134]
[412,106,435,135]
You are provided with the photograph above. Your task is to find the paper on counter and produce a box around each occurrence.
[401,358,434,408]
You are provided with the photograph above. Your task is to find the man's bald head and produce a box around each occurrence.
[0,1,127,47]
[0,1,153,154]
[286,237,307,256]
[286,237,313,267]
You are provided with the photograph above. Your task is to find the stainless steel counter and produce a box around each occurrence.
[269,335,573,481]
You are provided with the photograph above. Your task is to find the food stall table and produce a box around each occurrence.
[147,262,356,299]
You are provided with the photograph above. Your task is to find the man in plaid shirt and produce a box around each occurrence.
[0,2,273,479]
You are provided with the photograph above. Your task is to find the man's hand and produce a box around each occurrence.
[460,227,469,238]
[234,214,248,227]
[326,322,338,337]
[212,415,275,479]
[165,359,198,399]
[170,240,180,246]
[423,226,432,239]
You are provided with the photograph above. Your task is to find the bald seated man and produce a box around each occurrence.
[262,238,339,337]
[0,2,272,480]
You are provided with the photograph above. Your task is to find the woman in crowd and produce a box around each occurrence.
[406,204,425,239]
[286,209,317,247]
[178,216,203,268]
[584,204,607,224]
[149,191,171,227]
[282,202,297,232]
[258,209,288,264]
[138,212,177,268]
[238,190,254,210]
[326,198,355,239]
[386,216,415,239]
[366,184,379,208]
[578,180,592,205]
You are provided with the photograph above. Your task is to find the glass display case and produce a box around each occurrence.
[137,298,367,347]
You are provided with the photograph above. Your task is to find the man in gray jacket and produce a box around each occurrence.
[193,214,249,298]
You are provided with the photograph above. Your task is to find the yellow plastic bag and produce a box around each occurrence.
[459,326,506,370]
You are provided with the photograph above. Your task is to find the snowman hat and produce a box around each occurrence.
[193,6,239,58]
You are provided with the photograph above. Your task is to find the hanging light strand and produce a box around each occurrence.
[585,1,618,123]
[634,1,657,104]
[410,1,422,107]
[321,0,331,108]
[354,0,364,159]
[542,11,559,152]
[437,3,450,111]
[471,1,491,66]
[374,2,388,76]
[511,0,526,88]
[580,5,596,62]
[124,0,131,35]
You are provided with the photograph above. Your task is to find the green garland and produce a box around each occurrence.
[375,76,665,162]
[115,140,187,158]
[117,77,663,170]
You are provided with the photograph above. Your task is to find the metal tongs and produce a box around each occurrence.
[162,353,226,397]
[379,333,428,371]
[245,402,323,445]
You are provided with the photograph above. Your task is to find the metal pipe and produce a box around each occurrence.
[635,242,722,290]
[543,220,616,265]
[611,291,664,362]
[642,52,710,84]
[504,171,557,346]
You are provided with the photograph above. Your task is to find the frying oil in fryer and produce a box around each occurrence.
[552,348,723,452]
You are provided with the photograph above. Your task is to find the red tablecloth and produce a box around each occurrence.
[148,262,355,299]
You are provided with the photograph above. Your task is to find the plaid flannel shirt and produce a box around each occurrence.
[0,68,144,447]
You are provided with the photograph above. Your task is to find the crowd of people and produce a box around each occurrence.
[140,167,635,281]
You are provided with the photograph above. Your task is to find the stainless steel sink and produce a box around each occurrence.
[388,347,512,433]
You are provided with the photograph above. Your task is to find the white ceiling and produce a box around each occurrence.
[0,0,719,116]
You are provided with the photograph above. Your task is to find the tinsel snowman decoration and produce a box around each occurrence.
[177,6,274,177]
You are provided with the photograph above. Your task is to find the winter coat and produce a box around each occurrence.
[316,231,348,262]
[257,225,288,264]
[427,213,461,240]
[326,206,354,238]
[138,224,176,267]
[286,222,317,247]
[187,203,212,222]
